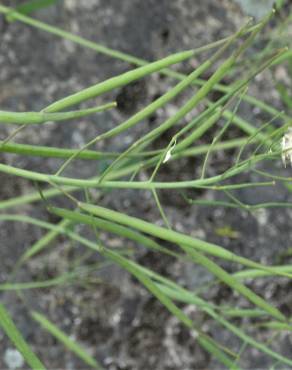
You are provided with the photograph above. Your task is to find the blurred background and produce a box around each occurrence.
[0,1,291,369]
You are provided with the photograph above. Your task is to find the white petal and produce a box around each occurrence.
[163,150,172,163]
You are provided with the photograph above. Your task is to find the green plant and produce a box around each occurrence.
[0,4,291,370]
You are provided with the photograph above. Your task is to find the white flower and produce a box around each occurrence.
[281,128,292,168]
[163,148,172,163]
[163,140,176,164]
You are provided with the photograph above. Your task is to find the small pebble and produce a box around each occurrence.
[4,348,24,370]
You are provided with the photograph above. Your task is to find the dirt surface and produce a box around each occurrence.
[0,1,292,369]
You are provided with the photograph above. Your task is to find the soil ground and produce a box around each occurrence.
[0,1,292,369]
